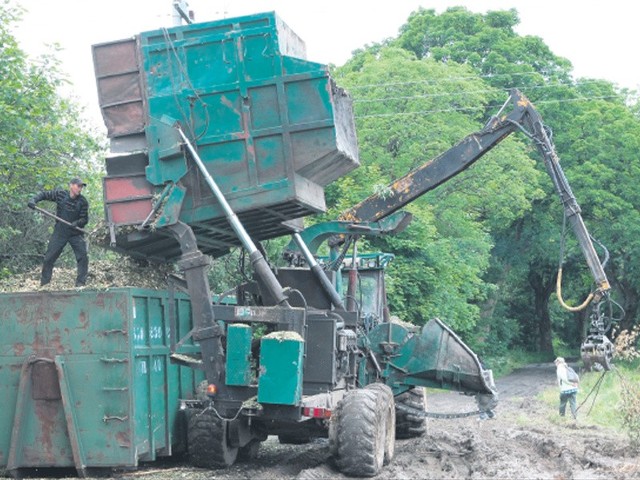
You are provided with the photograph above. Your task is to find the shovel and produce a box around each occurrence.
[33,205,87,234]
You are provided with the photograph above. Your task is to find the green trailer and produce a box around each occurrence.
[0,288,203,477]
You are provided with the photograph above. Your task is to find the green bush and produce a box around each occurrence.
[618,368,640,448]
[484,350,549,378]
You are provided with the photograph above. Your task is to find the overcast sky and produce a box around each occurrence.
[13,0,638,133]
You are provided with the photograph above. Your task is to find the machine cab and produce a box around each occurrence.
[339,253,394,331]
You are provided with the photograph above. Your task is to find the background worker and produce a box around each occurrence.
[554,357,578,419]
[28,177,89,287]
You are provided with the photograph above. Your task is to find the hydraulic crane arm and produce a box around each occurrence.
[513,92,610,296]
[338,88,610,296]
[289,88,616,370]
[339,93,525,224]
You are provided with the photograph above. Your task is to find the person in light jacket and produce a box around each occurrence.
[554,357,578,419]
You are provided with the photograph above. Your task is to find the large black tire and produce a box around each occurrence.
[332,389,388,477]
[187,408,239,468]
[395,387,427,439]
[365,383,396,465]
[328,401,341,457]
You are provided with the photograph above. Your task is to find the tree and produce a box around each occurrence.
[331,47,544,333]
[555,86,640,335]
[328,7,640,359]
[390,6,640,355]
[0,1,102,276]
[394,7,573,93]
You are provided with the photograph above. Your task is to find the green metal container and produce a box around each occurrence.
[93,11,359,261]
[0,289,203,476]
[225,324,253,386]
[257,331,304,405]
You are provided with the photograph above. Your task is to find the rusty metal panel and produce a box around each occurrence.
[0,289,203,471]
[104,175,154,203]
[103,174,154,226]
[107,199,154,226]
[92,38,146,138]
[103,154,154,226]
[31,361,61,400]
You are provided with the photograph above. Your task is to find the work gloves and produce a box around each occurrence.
[28,200,36,209]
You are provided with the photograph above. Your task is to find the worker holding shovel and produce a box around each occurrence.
[28,177,89,287]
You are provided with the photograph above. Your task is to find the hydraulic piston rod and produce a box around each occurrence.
[177,125,289,306]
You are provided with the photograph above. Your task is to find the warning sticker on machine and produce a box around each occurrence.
[235,306,256,317]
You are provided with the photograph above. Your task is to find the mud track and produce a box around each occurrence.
[8,363,639,480]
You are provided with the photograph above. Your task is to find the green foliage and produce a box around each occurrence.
[331,6,640,359]
[551,335,572,359]
[391,6,639,356]
[394,6,572,90]
[206,236,292,297]
[0,1,103,274]
[334,51,493,331]
[332,33,551,336]
[617,365,640,448]
[382,207,459,326]
[482,350,549,378]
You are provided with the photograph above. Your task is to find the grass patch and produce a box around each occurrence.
[539,359,640,439]
[513,411,535,427]
[485,351,551,378]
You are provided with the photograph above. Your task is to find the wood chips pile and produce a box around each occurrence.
[0,257,178,293]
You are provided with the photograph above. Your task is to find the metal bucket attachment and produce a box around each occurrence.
[369,318,497,396]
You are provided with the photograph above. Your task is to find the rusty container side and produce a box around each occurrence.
[92,37,146,139]
[0,289,202,472]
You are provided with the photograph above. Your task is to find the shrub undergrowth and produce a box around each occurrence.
[613,327,640,447]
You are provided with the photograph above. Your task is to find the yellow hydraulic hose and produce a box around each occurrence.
[556,267,594,312]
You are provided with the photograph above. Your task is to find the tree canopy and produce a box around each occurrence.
[330,6,639,357]
[330,47,545,333]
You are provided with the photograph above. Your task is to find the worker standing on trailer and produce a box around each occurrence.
[28,178,89,287]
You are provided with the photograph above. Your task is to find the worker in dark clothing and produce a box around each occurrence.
[28,178,89,287]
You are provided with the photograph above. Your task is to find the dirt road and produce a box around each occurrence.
[8,363,638,480]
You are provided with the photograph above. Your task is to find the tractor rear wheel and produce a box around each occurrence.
[395,387,427,439]
[365,383,396,465]
[332,387,393,477]
[187,408,238,468]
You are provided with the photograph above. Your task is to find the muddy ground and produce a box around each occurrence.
[5,362,638,480]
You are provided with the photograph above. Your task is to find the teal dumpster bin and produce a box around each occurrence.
[0,288,203,476]
[93,11,359,261]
